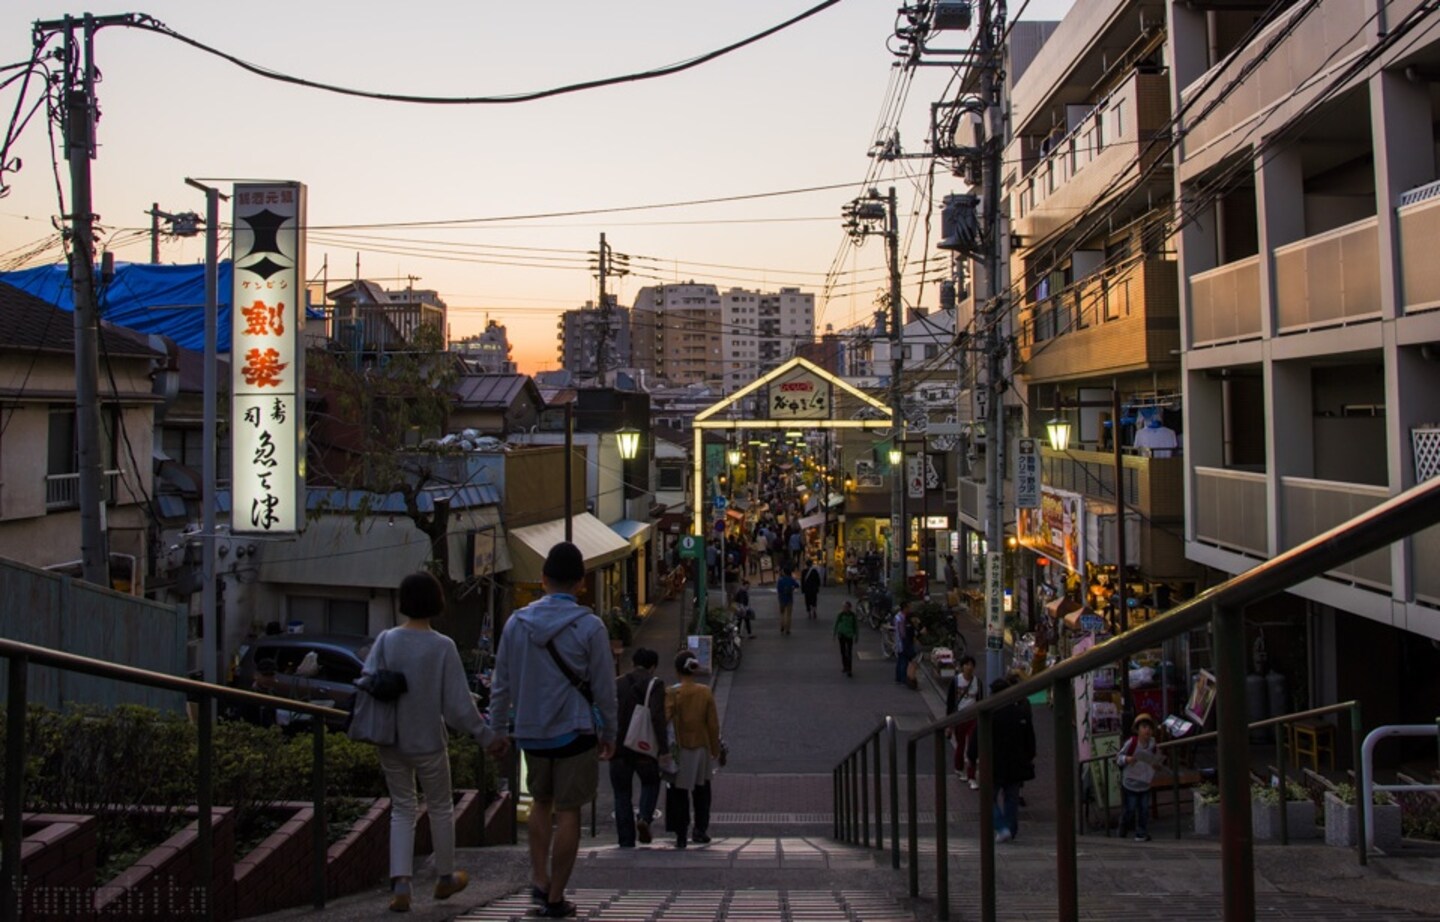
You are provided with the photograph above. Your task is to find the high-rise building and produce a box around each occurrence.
[557,298,630,382]
[451,319,516,374]
[633,283,813,390]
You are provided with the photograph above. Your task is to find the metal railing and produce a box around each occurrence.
[1077,701,1363,856]
[832,717,900,870]
[43,470,122,509]
[0,636,347,922]
[829,474,1440,921]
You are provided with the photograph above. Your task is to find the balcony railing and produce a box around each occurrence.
[44,470,123,511]
[1416,524,1440,606]
[1194,466,1268,556]
[1274,217,1380,333]
[1189,256,1261,346]
[1282,476,1390,589]
[1398,180,1440,313]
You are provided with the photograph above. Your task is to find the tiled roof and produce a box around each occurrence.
[0,281,159,358]
[453,374,533,408]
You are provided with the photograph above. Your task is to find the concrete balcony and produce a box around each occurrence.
[1179,1,1370,160]
[1282,476,1390,590]
[1011,70,1171,244]
[1399,180,1440,314]
[1040,447,1183,521]
[1193,466,1268,557]
[1017,258,1179,381]
[1274,217,1380,333]
[1189,256,1261,346]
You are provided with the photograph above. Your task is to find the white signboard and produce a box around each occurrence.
[231,182,306,534]
[1016,437,1040,509]
[985,550,1004,650]
[767,367,831,419]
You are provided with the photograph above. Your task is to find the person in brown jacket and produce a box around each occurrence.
[664,651,721,848]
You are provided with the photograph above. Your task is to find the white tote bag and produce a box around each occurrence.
[622,678,660,756]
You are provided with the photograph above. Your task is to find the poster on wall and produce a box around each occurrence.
[1016,485,1084,572]
[855,459,882,488]
[231,181,306,535]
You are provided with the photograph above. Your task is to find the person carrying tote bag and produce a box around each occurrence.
[360,572,508,913]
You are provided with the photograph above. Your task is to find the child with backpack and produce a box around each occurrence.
[1117,712,1163,841]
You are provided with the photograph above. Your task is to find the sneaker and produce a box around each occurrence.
[994,829,1013,843]
[636,819,652,844]
[968,779,980,791]
[692,832,712,844]
[434,870,469,901]
[1135,832,1151,842]
[534,900,578,918]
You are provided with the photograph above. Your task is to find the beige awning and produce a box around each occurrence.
[508,513,632,582]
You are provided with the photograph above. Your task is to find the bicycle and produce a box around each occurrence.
[714,620,743,671]
[880,622,897,659]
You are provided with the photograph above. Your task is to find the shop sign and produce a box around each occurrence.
[1015,437,1039,509]
[1017,485,1084,572]
[767,367,831,419]
[985,550,1003,650]
[231,181,306,535]
[924,515,949,529]
[678,535,704,560]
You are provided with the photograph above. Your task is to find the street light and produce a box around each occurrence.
[1045,418,1072,453]
[889,446,905,580]
[616,427,641,461]
[727,448,742,467]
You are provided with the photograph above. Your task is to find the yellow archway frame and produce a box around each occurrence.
[690,356,897,536]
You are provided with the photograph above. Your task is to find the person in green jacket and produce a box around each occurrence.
[834,601,859,676]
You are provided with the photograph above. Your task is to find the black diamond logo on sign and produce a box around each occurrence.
[239,208,287,259]
[243,256,288,281]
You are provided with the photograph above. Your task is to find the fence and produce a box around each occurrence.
[831,474,1440,921]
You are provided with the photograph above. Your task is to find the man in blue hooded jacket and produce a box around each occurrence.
[489,542,618,918]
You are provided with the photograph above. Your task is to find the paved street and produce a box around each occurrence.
[258,584,1440,921]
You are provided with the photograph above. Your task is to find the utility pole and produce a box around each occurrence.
[978,0,1007,684]
[887,186,904,585]
[146,204,200,264]
[60,15,108,588]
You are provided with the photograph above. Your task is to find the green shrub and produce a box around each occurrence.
[1331,782,1394,807]
[1252,780,1307,805]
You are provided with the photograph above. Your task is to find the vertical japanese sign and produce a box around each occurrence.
[985,550,1004,651]
[231,182,306,534]
[1015,437,1039,509]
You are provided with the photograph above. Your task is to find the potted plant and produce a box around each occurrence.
[1252,780,1317,840]
[1324,783,1400,850]
[604,608,633,657]
[1193,783,1221,836]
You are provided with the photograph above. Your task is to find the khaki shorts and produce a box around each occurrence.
[525,746,600,810]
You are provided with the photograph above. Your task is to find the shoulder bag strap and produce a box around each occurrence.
[640,677,659,708]
[545,637,594,705]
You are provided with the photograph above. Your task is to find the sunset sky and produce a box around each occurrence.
[1,1,1074,374]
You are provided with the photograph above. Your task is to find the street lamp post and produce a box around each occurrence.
[889,446,905,586]
[1046,384,1133,733]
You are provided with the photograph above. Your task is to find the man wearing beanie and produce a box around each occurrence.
[489,541,618,918]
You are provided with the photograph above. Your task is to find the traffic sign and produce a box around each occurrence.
[678,535,704,560]
[714,495,727,511]
[1079,613,1106,633]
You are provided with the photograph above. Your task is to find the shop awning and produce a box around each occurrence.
[609,519,653,548]
[798,512,826,531]
[508,513,632,582]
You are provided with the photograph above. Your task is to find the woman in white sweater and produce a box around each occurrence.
[365,572,508,912]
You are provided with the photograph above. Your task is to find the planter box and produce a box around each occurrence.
[233,804,316,919]
[1192,791,1220,835]
[19,813,99,921]
[1253,799,1318,840]
[96,806,236,921]
[1323,793,1402,850]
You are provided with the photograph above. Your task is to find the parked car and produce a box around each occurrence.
[229,633,374,729]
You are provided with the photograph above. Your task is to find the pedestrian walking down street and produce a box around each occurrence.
[488,542,619,919]
[893,604,917,687]
[968,675,1037,843]
[802,560,822,620]
[834,601,858,676]
[610,649,667,848]
[945,655,984,788]
[775,569,800,636]
[1117,712,1163,842]
[665,651,722,849]
[365,572,508,913]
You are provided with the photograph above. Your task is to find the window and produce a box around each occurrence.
[48,405,119,476]
[288,596,369,635]
[925,344,940,360]
[1111,101,1125,143]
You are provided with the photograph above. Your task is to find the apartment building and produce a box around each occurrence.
[1172,0,1440,719]
[557,298,630,381]
[451,319,516,374]
[632,283,815,390]
[996,0,1198,649]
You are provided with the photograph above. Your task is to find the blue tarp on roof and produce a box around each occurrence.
[0,262,318,353]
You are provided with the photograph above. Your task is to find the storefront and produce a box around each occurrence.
[507,512,632,613]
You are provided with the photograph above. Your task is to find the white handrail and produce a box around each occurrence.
[1360,724,1440,852]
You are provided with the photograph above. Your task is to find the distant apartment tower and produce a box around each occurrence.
[558,298,631,381]
[795,324,844,376]
[634,283,814,390]
[632,283,722,387]
[451,319,516,374]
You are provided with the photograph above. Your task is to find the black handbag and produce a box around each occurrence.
[356,632,408,701]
